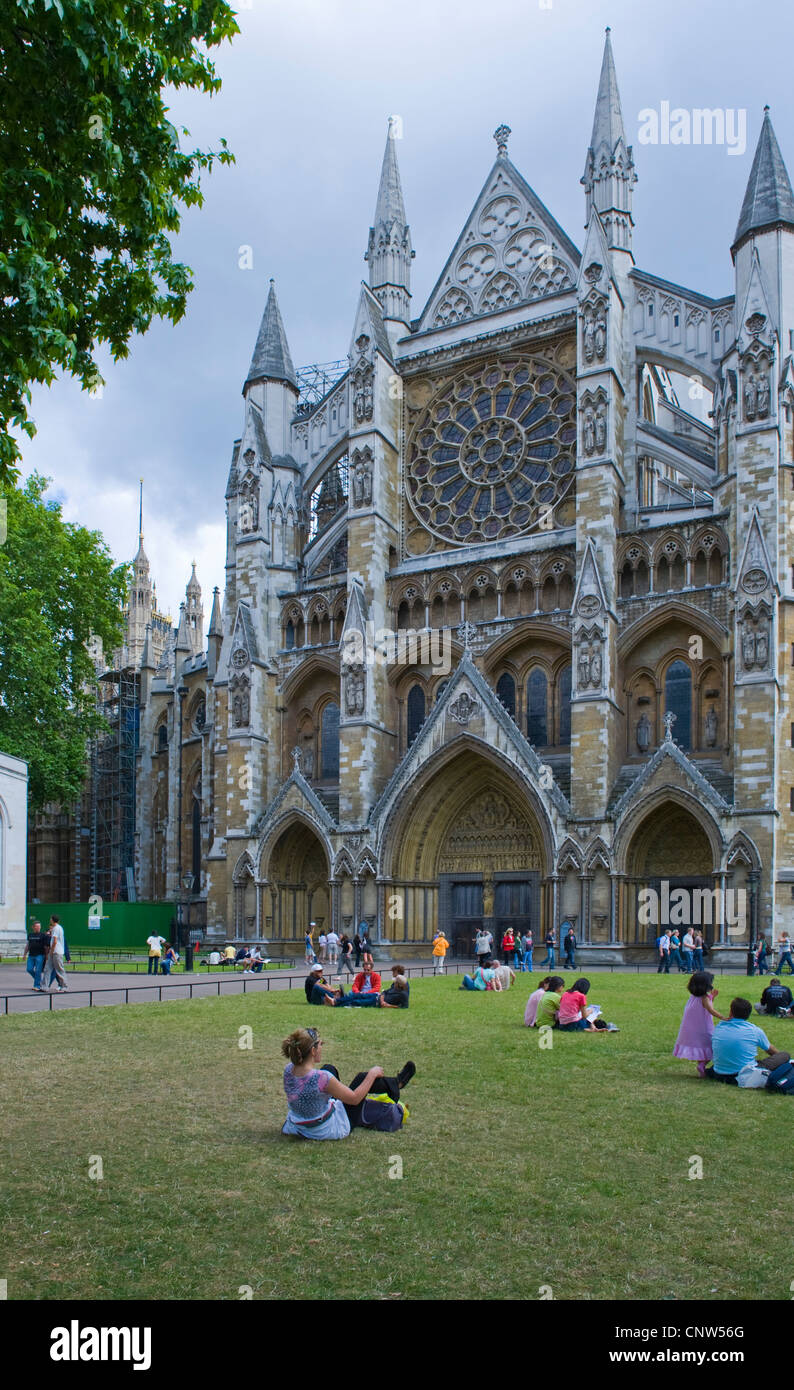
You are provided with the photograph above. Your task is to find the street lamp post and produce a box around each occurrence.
[182,872,195,971]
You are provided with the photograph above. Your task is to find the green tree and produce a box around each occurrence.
[0,0,238,486]
[0,473,129,807]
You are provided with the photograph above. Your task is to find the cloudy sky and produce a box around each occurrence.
[17,0,794,622]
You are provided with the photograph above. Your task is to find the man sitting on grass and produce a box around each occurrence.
[705,997,789,1084]
[755,978,794,1017]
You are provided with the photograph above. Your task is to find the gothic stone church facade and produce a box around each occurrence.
[134,33,794,961]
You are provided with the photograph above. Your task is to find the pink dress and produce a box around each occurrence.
[673,993,714,1061]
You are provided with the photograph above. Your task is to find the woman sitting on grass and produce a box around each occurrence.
[534,976,566,1028]
[281,1029,414,1139]
[459,959,502,991]
[673,970,725,1077]
[524,975,552,1026]
[557,977,610,1031]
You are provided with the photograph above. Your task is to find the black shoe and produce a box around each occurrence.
[397,1061,416,1090]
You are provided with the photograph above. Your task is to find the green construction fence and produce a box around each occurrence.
[24,902,179,951]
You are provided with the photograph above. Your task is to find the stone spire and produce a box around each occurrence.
[208,586,223,638]
[365,118,414,333]
[244,280,298,392]
[185,561,203,654]
[207,586,223,678]
[174,601,191,655]
[582,28,636,255]
[733,108,794,251]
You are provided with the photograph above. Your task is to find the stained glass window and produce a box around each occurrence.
[406,355,576,546]
[496,672,516,718]
[558,665,572,745]
[407,685,426,745]
[665,660,692,751]
[321,703,340,779]
[526,670,548,746]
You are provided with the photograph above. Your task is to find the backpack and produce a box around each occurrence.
[765,1060,794,1095]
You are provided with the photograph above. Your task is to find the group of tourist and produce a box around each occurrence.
[523,974,619,1031]
[306,960,410,1009]
[673,970,793,1085]
[305,924,372,971]
[22,916,69,992]
[145,933,180,974]
[472,924,578,973]
[655,929,706,973]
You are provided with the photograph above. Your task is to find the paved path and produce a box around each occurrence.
[0,957,752,1015]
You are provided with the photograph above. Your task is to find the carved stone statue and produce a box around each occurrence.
[744,372,757,421]
[583,406,595,455]
[351,448,373,508]
[705,705,718,747]
[353,361,374,424]
[636,712,651,753]
[231,675,250,729]
[742,619,756,670]
[756,371,770,417]
[578,647,590,689]
[583,312,595,363]
[594,311,607,359]
[589,644,602,687]
[595,403,607,452]
[345,663,366,716]
[755,621,769,668]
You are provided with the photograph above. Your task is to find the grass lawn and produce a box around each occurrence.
[1,972,790,1301]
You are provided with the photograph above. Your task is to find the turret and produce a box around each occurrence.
[185,561,203,654]
[732,108,794,341]
[365,118,414,346]
[243,279,299,456]
[207,586,223,679]
[581,28,636,259]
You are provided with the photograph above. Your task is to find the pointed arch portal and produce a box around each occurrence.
[265,821,330,942]
[387,750,551,955]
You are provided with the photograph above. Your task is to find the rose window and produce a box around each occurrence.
[406,356,576,545]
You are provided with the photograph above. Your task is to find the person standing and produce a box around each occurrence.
[339,934,355,976]
[47,915,69,991]
[24,920,48,992]
[432,930,450,975]
[521,930,534,973]
[146,931,166,976]
[656,931,671,974]
[681,929,695,973]
[305,927,317,966]
[692,929,704,972]
[776,932,794,975]
[326,928,340,966]
[669,929,685,973]
[501,927,517,969]
[542,927,556,969]
[563,925,576,970]
[474,928,491,970]
[318,931,328,964]
[353,932,363,969]
[359,924,373,961]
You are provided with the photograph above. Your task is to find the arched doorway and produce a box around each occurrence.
[387,751,551,956]
[623,801,717,945]
[265,821,330,944]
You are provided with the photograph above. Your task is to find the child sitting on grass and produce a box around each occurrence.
[673,970,724,1077]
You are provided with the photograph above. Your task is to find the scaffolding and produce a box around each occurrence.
[89,665,140,901]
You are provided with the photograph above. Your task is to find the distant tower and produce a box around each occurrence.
[185,561,204,654]
[365,118,414,345]
[124,480,154,667]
